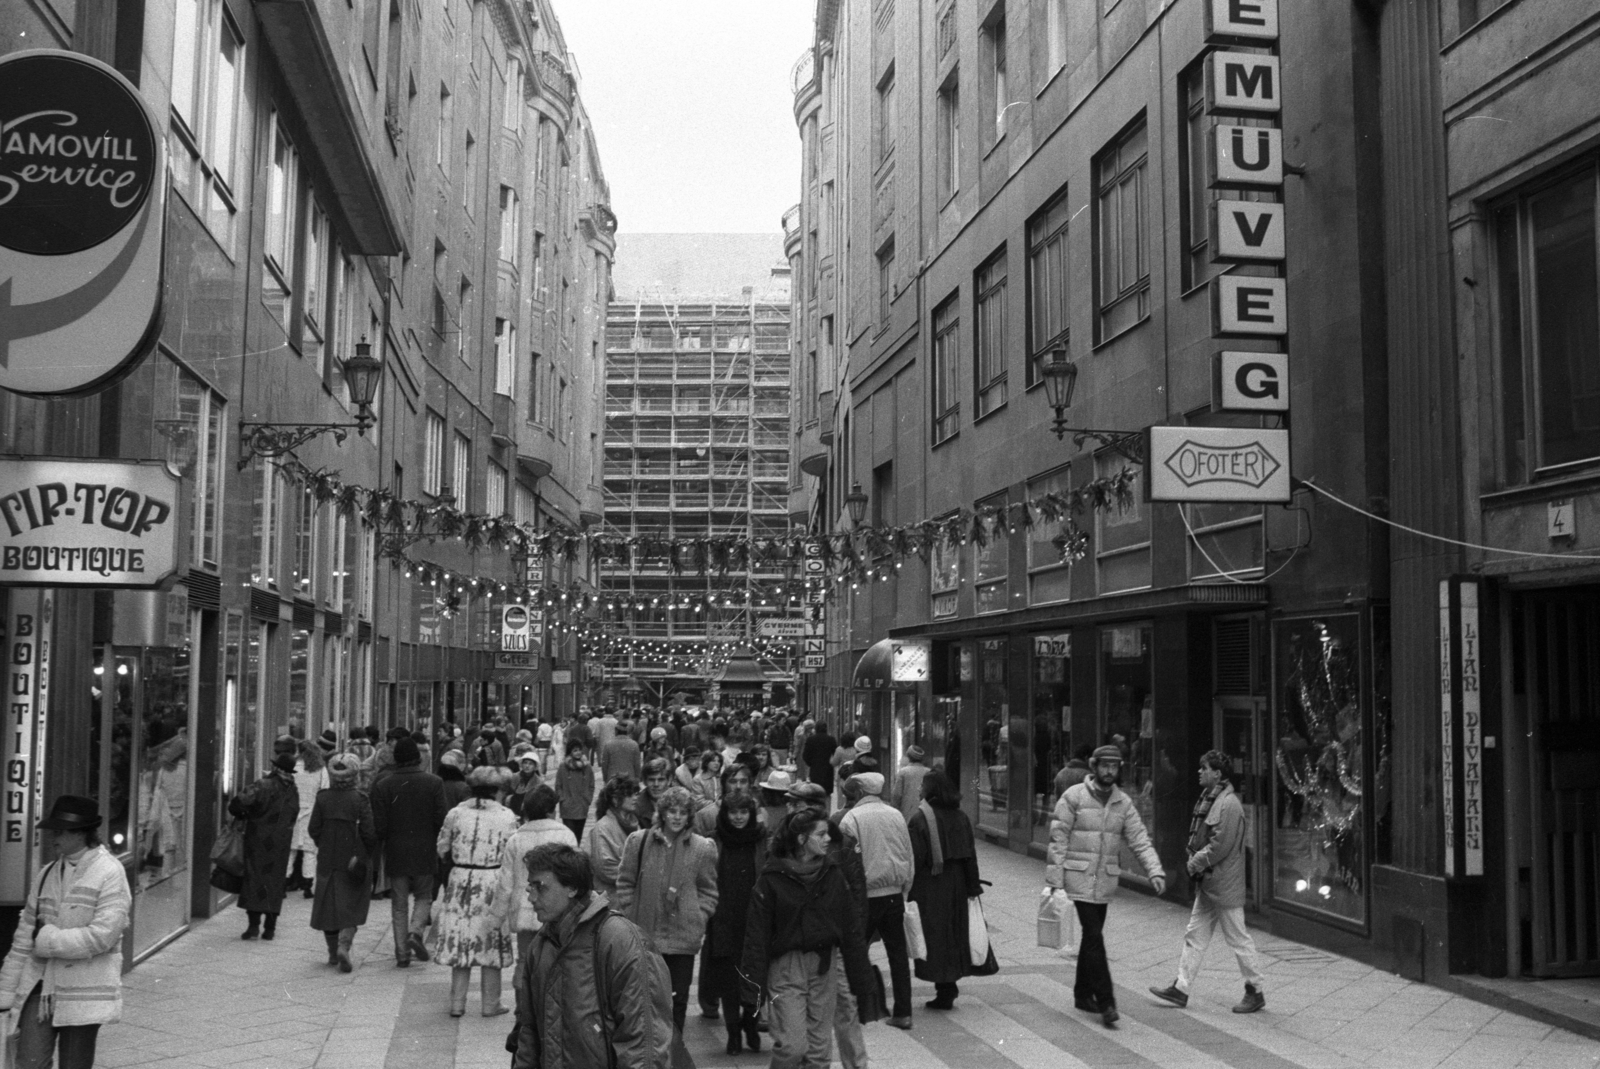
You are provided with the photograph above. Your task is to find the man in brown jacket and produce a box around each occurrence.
[1148,750,1265,1013]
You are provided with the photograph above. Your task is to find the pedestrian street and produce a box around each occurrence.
[97,841,1597,1069]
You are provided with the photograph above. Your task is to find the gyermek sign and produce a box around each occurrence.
[0,459,180,586]
[0,50,165,396]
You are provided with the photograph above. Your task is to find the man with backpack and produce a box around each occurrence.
[512,843,676,1069]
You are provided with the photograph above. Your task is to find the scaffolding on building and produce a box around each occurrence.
[600,291,797,706]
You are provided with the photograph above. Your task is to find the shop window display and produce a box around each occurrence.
[1031,633,1072,844]
[1272,615,1366,923]
[976,638,1009,836]
[1100,623,1154,875]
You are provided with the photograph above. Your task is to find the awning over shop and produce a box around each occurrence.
[853,638,896,690]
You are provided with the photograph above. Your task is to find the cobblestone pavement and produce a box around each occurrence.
[101,841,1599,1069]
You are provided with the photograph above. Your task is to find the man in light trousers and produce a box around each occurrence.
[1149,750,1266,1013]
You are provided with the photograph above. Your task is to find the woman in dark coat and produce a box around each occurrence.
[228,750,301,940]
[907,769,994,1010]
[705,791,767,1054]
[309,754,377,972]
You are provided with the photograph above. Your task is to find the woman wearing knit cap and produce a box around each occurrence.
[227,751,301,940]
[434,765,519,1016]
[309,755,377,971]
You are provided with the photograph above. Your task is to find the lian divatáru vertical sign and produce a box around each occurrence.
[0,50,166,396]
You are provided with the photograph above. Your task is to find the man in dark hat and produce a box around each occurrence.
[1046,744,1166,1029]
[227,753,301,939]
[0,796,132,1068]
[371,737,448,967]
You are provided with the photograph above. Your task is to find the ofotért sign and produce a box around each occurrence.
[1147,426,1291,503]
[0,458,179,586]
[0,50,166,396]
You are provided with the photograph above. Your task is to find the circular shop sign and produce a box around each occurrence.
[0,52,157,255]
[504,605,529,629]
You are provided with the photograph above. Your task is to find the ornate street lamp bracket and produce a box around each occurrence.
[238,419,370,470]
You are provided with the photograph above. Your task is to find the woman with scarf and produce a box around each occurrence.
[228,744,301,940]
[741,809,875,1065]
[906,768,994,1011]
[308,754,377,971]
[553,744,596,843]
[704,790,766,1054]
[434,765,519,1017]
[613,785,718,1034]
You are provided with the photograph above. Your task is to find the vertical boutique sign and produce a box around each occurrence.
[0,50,166,397]
[1438,577,1484,878]
[1,588,50,904]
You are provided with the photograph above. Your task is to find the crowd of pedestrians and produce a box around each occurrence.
[0,702,1271,1069]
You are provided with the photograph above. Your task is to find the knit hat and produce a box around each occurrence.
[327,754,360,787]
[386,725,410,741]
[316,728,338,754]
[272,753,297,774]
[906,746,925,762]
[851,772,885,796]
[394,737,420,766]
[1091,744,1124,765]
[440,750,466,770]
[853,736,872,755]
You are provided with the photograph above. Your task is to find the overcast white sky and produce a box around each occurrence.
[556,1,814,234]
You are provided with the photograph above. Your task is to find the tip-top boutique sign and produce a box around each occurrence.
[0,50,166,397]
[0,459,179,587]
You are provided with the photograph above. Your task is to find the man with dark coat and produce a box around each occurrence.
[371,737,449,966]
[600,721,643,783]
[228,748,301,940]
[1148,750,1266,1013]
[801,722,839,802]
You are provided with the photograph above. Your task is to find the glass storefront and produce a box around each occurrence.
[1272,614,1366,924]
[1101,622,1154,879]
[1030,632,1072,845]
[976,638,1009,837]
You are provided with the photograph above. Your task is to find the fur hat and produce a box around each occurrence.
[327,754,360,787]
[466,765,511,790]
[906,746,926,762]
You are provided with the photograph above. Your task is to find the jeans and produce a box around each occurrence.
[831,952,867,1069]
[388,873,434,960]
[15,983,100,1069]
[1073,901,1113,1009]
[864,893,911,1017]
[1176,894,1265,993]
[662,952,694,1032]
[767,950,836,1069]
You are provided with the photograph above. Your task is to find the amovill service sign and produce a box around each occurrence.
[0,50,165,396]
[0,458,179,586]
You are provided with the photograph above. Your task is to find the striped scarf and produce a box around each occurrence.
[1187,783,1225,857]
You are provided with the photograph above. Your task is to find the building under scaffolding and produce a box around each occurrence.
[600,237,797,710]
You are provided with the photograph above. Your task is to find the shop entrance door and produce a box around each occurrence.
[1215,697,1268,910]
[1520,592,1600,977]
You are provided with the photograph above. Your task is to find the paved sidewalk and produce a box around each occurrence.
[100,841,1599,1069]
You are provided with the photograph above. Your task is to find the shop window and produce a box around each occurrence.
[1026,465,1074,605]
[1272,614,1367,923]
[974,494,1009,614]
[289,628,312,737]
[1494,164,1600,481]
[1030,631,1073,845]
[976,638,1010,837]
[1100,622,1155,876]
[1095,453,1150,594]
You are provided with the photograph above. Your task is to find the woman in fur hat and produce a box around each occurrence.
[309,754,377,971]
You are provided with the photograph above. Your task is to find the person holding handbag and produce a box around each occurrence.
[906,769,994,1012]
[0,796,131,1069]
[308,754,377,972]
[228,746,300,940]
[705,791,767,1054]
[613,786,719,1035]
[742,809,876,1069]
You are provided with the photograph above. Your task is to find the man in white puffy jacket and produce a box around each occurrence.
[0,795,132,1069]
[838,771,916,1029]
[1046,745,1166,1030]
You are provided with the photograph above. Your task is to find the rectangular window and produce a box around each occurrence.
[210,18,241,188]
[931,524,960,594]
[1495,164,1600,479]
[327,251,356,391]
[463,132,478,215]
[494,318,515,395]
[487,460,508,517]
[1095,119,1151,341]
[293,486,316,598]
[877,238,895,327]
[171,0,200,130]
[499,186,519,266]
[531,231,545,294]
[558,379,568,440]
[1027,187,1071,387]
[424,410,445,495]
[1027,465,1074,605]
[504,58,522,131]
[170,0,242,244]
[451,432,470,506]
[974,248,1008,418]
[263,119,299,325]
[932,293,960,444]
[457,277,473,362]
[1045,0,1067,77]
[302,202,328,365]
[986,13,1008,142]
[251,460,281,588]
[974,493,1009,614]
[1095,452,1151,594]
[528,351,541,422]
[1179,60,1271,291]
[177,373,225,569]
[876,67,896,165]
[937,77,960,201]
[437,84,452,170]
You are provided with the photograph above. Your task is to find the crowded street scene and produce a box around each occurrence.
[4,0,1600,1066]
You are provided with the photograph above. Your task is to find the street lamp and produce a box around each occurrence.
[844,481,869,527]
[1036,346,1145,462]
[154,419,199,479]
[238,337,385,469]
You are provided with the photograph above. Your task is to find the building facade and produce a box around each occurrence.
[599,236,797,710]
[0,0,610,963]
